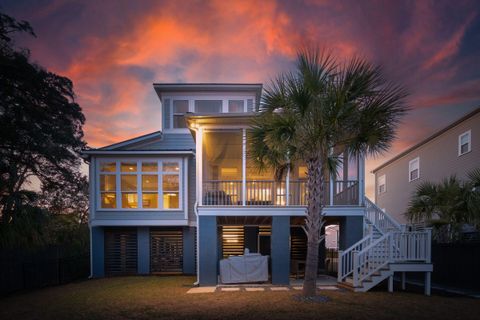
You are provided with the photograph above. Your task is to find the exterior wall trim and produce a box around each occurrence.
[197,206,365,216]
[90,219,189,227]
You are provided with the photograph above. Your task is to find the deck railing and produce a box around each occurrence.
[202,179,359,206]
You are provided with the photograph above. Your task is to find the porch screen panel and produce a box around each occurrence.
[202,130,243,205]
[104,228,138,276]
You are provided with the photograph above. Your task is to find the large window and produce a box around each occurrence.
[458,130,471,156]
[408,157,420,182]
[98,159,182,210]
[194,100,222,113]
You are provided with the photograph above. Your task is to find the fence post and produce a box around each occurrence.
[353,251,358,287]
[337,250,343,282]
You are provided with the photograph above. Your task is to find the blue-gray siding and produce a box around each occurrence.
[271,216,290,285]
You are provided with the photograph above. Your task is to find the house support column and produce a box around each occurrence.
[271,216,290,285]
[137,227,150,274]
[183,226,196,274]
[388,275,394,293]
[425,272,431,296]
[198,216,218,285]
[91,226,105,278]
[339,216,363,250]
[401,272,406,290]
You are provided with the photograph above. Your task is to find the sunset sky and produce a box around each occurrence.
[3,0,480,197]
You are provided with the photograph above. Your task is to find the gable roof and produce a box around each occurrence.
[372,106,480,173]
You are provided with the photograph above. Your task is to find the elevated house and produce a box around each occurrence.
[373,107,480,225]
[83,83,433,294]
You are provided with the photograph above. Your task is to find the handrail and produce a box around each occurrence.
[337,234,373,282]
[364,198,402,234]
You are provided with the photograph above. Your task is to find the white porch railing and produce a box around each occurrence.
[202,180,359,206]
[338,229,432,285]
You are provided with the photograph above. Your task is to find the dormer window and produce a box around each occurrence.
[173,100,188,128]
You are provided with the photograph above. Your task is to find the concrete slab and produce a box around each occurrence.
[270,287,290,291]
[245,287,265,292]
[186,287,216,294]
[318,285,340,290]
[221,287,240,292]
[292,286,303,290]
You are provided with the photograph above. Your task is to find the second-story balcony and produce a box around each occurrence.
[202,179,359,206]
[187,114,365,208]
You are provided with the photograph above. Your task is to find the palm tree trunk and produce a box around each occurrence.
[303,156,325,296]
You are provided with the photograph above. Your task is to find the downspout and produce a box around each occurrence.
[193,200,200,286]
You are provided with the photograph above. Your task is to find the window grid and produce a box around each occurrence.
[458,130,471,156]
[409,158,420,182]
[98,159,182,210]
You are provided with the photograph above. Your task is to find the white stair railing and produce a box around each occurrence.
[337,234,373,282]
[365,198,402,234]
[354,232,392,286]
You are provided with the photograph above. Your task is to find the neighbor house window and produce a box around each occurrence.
[409,157,420,182]
[98,159,182,210]
[172,100,189,128]
[458,130,471,156]
[378,174,386,194]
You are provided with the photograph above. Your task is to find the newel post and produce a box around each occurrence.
[352,251,358,287]
[337,250,343,282]
[426,228,432,263]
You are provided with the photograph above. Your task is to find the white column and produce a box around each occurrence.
[286,166,290,206]
[329,174,334,206]
[196,128,203,206]
[388,275,394,293]
[242,129,246,206]
[401,272,406,290]
[358,156,365,206]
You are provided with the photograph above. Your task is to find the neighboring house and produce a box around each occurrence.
[83,83,433,294]
[373,107,480,224]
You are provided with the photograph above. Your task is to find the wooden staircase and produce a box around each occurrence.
[337,198,433,294]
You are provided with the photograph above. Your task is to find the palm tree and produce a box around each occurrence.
[249,47,407,296]
[406,170,480,241]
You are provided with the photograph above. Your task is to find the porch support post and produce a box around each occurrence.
[401,272,406,290]
[358,156,365,206]
[183,226,196,274]
[388,275,394,293]
[137,227,150,275]
[91,226,105,278]
[198,216,218,285]
[339,216,364,250]
[242,128,246,206]
[196,128,203,205]
[425,272,431,296]
[271,216,290,285]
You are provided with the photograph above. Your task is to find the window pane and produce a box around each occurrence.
[460,134,469,145]
[142,193,158,208]
[461,143,469,154]
[142,175,158,191]
[100,162,116,172]
[228,100,244,113]
[173,100,189,113]
[121,162,137,172]
[121,175,137,191]
[173,114,187,128]
[194,100,222,113]
[100,175,116,191]
[101,193,116,208]
[142,162,158,172]
[163,175,179,191]
[122,193,138,208]
[410,169,419,181]
[163,192,179,209]
[163,162,180,172]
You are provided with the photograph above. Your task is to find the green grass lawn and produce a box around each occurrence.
[1,276,478,320]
